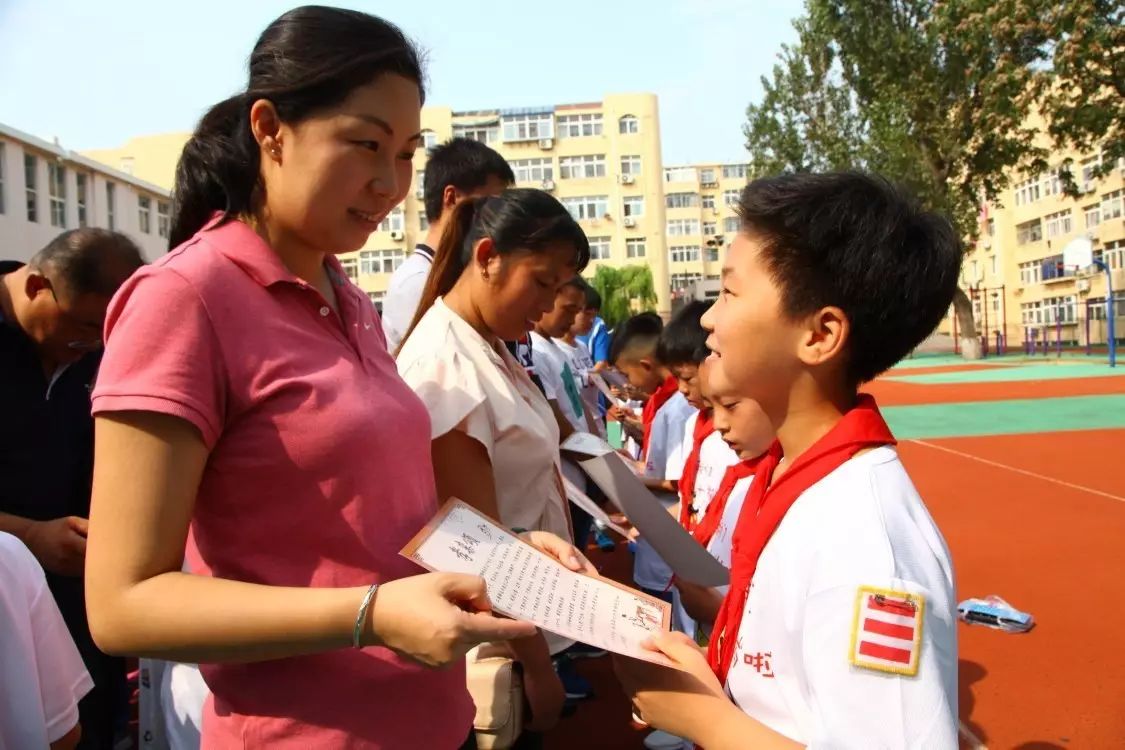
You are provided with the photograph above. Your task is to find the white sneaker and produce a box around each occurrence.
[643,729,688,750]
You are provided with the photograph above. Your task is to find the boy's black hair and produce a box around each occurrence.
[583,285,602,311]
[609,311,663,365]
[656,300,712,367]
[561,275,589,294]
[737,172,961,384]
[423,138,515,222]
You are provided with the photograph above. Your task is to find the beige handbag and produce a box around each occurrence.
[466,643,525,750]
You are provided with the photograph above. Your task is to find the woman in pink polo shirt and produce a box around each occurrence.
[82,7,584,748]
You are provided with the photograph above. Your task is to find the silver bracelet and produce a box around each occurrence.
[352,583,380,649]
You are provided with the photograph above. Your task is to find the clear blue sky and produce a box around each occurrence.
[0,0,802,165]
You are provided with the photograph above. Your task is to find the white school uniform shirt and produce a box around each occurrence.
[0,532,93,749]
[725,446,958,747]
[530,331,588,490]
[380,244,433,354]
[633,393,696,591]
[554,338,605,437]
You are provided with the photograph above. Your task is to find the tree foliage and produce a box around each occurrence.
[588,265,657,330]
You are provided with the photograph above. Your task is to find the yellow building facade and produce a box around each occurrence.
[940,132,1125,351]
[82,93,751,318]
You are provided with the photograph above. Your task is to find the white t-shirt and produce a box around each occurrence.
[0,532,93,749]
[633,393,696,591]
[555,338,604,437]
[725,446,958,747]
[380,246,433,354]
[530,332,586,432]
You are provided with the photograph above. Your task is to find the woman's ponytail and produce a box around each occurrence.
[168,94,260,249]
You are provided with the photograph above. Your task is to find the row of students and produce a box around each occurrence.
[614,172,962,748]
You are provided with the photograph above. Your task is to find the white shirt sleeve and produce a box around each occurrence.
[530,335,562,401]
[380,263,428,353]
[665,411,696,482]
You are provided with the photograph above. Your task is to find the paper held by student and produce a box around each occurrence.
[401,499,674,666]
[562,431,642,477]
[561,477,633,539]
[568,442,731,588]
[589,372,626,407]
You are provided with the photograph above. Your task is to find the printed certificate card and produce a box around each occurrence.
[402,499,674,665]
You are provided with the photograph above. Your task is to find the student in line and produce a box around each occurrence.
[84,9,582,748]
[616,172,961,748]
[396,189,594,739]
[576,286,611,372]
[382,138,514,353]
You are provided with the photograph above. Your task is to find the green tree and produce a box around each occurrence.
[743,0,1121,358]
[588,265,657,330]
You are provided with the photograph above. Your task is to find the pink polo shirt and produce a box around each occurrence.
[91,218,473,749]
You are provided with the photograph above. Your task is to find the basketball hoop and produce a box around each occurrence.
[1062,237,1094,276]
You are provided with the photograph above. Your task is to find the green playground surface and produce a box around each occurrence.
[883,394,1125,439]
[886,361,1124,384]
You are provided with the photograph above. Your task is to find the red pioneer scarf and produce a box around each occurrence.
[690,456,760,548]
[707,395,896,683]
[677,411,715,530]
[641,376,679,459]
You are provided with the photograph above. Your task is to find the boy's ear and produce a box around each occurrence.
[637,356,656,372]
[796,305,849,368]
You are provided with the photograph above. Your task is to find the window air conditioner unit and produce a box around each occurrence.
[541,179,556,191]
[1076,278,1091,292]
[415,188,424,199]
[620,174,635,185]
[390,230,404,241]
[623,217,637,228]
[538,138,554,150]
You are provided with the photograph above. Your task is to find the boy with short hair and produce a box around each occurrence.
[617,172,962,748]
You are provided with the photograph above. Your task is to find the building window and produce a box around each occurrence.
[559,154,606,179]
[670,246,702,263]
[667,219,700,237]
[0,142,6,214]
[1099,239,1125,269]
[702,195,716,211]
[1014,175,1041,206]
[47,162,66,228]
[1102,189,1124,222]
[1085,204,1102,228]
[1044,209,1072,238]
[671,272,703,291]
[452,124,498,143]
[1041,169,1063,198]
[702,222,717,236]
[665,192,700,209]
[990,256,997,275]
[663,167,698,183]
[722,164,747,180]
[705,245,720,262]
[1018,261,1042,285]
[421,130,439,150]
[626,238,646,258]
[106,183,116,230]
[619,115,639,135]
[700,168,716,184]
[987,218,995,236]
[415,170,425,195]
[419,213,430,231]
[379,208,405,233]
[620,155,642,176]
[368,290,385,312]
[557,113,603,138]
[1016,218,1042,245]
[157,200,171,239]
[511,158,554,184]
[1080,154,1101,189]
[76,173,88,227]
[722,189,740,205]
[723,216,741,233]
[24,153,38,222]
[622,196,644,218]
[340,256,359,280]
[561,195,608,221]
[138,195,152,234]
[360,249,406,275]
[502,113,554,142]
[588,236,611,260]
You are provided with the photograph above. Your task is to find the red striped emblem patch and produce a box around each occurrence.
[849,586,924,676]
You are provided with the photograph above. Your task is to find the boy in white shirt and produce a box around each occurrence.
[616,172,962,748]
[0,532,91,750]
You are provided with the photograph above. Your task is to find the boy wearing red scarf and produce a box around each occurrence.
[616,173,961,749]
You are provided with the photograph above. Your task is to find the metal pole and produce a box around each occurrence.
[983,288,990,357]
[1096,259,1116,368]
[1086,298,1092,356]
[1056,317,1063,357]
[1001,285,1007,355]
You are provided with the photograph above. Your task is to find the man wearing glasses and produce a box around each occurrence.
[0,227,144,750]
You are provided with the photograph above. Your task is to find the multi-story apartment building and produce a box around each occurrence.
[81,94,752,318]
[0,122,171,263]
[941,133,1125,351]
